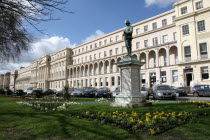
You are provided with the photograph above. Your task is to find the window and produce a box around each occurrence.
[182,25,189,35]
[122,46,125,52]
[81,58,83,63]
[90,45,92,49]
[144,25,148,32]
[104,39,107,45]
[201,67,209,80]
[197,20,205,32]
[116,35,119,41]
[136,42,140,49]
[173,32,177,41]
[136,28,140,34]
[82,48,84,52]
[94,54,96,59]
[161,71,167,83]
[89,79,92,87]
[196,1,203,10]
[100,78,103,86]
[104,51,107,57]
[78,49,80,53]
[109,49,112,56]
[199,43,208,59]
[110,37,113,43]
[144,40,148,47]
[162,35,168,43]
[118,76,120,86]
[95,78,97,86]
[99,52,101,58]
[78,59,80,63]
[106,77,108,86]
[99,41,102,47]
[162,19,167,26]
[115,48,118,54]
[152,22,157,30]
[172,70,178,83]
[85,56,87,62]
[172,16,176,22]
[94,43,97,48]
[90,55,92,61]
[86,46,88,51]
[184,46,191,58]
[111,77,115,86]
[181,6,188,15]
[153,37,158,46]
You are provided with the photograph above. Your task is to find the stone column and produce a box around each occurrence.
[112,55,150,108]
[146,51,149,69]
[155,49,159,67]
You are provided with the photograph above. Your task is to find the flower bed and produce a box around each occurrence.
[179,101,210,109]
[17,101,81,112]
[0,95,33,100]
[70,111,207,135]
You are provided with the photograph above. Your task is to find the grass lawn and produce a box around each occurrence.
[0,96,210,140]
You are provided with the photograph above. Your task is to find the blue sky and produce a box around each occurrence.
[32,0,175,44]
[0,0,179,74]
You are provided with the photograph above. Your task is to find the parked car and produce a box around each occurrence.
[170,86,188,96]
[112,86,149,99]
[71,88,85,97]
[56,90,65,96]
[112,87,120,97]
[68,88,75,95]
[83,87,97,97]
[95,87,112,98]
[141,86,149,99]
[153,85,176,100]
[42,89,55,95]
[192,85,210,97]
[25,87,33,95]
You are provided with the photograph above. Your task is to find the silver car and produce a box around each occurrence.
[153,85,176,100]
[71,88,85,97]
[112,87,149,99]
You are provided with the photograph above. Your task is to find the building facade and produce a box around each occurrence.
[0,0,209,91]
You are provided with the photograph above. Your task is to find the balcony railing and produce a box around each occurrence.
[48,76,66,81]
[177,55,210,64]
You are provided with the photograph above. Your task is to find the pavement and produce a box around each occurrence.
[176,94,210,102]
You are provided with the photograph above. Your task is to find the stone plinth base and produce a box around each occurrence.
[111,94,152,108]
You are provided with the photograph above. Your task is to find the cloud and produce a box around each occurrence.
[145,0,179,8]
[0,36,76,74]
[82,30,105,43]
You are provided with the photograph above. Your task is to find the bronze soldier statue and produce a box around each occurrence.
[123,20,133,56]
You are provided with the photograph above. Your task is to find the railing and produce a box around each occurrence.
[48,76,66,81]
[177,55,210,64]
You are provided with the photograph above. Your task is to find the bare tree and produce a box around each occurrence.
[0,0,72,62]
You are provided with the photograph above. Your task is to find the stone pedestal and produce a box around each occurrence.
[112,56,150,108]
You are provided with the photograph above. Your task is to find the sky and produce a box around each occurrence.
[0,0,179,74]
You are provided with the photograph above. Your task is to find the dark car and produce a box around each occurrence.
[170,86,188,96]
[42,89,55,95]
[83,87,97,98]
[95,87,112,98]
[192,85,210,97]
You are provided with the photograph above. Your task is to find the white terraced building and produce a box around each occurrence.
[0,0,209,91]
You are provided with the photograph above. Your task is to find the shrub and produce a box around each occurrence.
[34,90,44,98]
[0,88,5,95]
[6,89,13,95]
[63,85,71,100]
[16,89,26,96]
